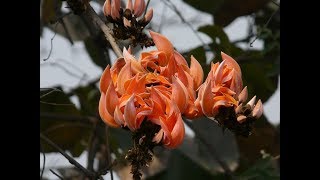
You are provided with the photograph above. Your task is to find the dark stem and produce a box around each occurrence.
[87,124,100,172]
[40,142,45,180]
[40,133,98,179]
[50,169,64,180]
[184,120,236,180]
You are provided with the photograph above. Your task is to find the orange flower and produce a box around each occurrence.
[140,31,204,118]
[195,52,263,121]
[98,31,205,148]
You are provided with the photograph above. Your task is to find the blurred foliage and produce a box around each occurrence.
[40,0,279,179]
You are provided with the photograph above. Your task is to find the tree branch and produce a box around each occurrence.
[50,169,64,180]
[40,133,98,179]
[184,120,235,180]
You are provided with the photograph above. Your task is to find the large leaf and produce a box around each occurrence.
[236,152,279,179]
[40,87,92,156]
[146,150,218,180]
[41,0,62,24]
[84,37,111,69]
[179,118,239,174]
[183,0,271,27]
[235,115,280,170]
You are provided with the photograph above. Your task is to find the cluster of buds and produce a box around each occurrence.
[99,31,204,149]
[103,0,154,47]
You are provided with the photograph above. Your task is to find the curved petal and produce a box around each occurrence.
[149,31,174,59]
[201,81,215,117]
[174,51,188,66]
[238,86,248,103]
[221,51,241,76]
[100,65,111,92]
[133,0,146,17]
[117,61,132,94]
[105,82,119,115]
[252,99,263,118]
[190,55,204,89]
[114,105,125,125]
[111,0,120,19]
[103,0,111,16]
[172,76,188,113]
[126,0,133,10]
[144,8,153,22]
[99,93,120,127]
[124,95,137,131]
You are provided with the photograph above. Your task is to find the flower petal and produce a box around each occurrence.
[105,82,119,115]
[99,93,120,127]
[117,61,132,94]
[103,0,111,16]
[124,95,137,131]
[144,8,153,23]
[172,76,188,113]
[252,99,263,118]
[190,55,204,90]
[149,31,174,59]
[221,51,241,76]
[133,0,145,17]
[126,0,133,10]
[238,86,248,103]
[100,65,111,92]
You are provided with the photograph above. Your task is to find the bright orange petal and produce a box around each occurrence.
[111,0,120,19]
[201,81,215,117]
[124,95,137,131]
[105,82,119,115]
[100,65,111,92]
[221,51,241,76]
[99,93,120,127]
[172,76,188,113]
[149,31,174,59]
[190,55,204,90]
[174,51,188,66]
[117,61,132,94]
[114,105,125,125]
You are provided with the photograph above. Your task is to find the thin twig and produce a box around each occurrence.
[40,101,74,106]
[161,0,211,51]
[184,120,235,179]
[41,62,87,80]
[40,112,98,124]
[250,7,279,47]
[40,133,97,178]
[40,142,46,180]
[50,169,64,180]
[43,22,59,61]
[84,5,123,58]
[40,88,62,99]
[105,126,114,180]
[143,0,151,17]
[271,0,280,7]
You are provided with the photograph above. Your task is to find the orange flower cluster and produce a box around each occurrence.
[195,52,263,124]
[99,31,263,148]
[99,31,203,148]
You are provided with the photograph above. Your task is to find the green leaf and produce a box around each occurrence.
[182,0,224,15]
[41,0,62,24]
[198,25,232,58]
[237,152,279,179]
[84,37,111,69]
[147,150,218,180]
[179,118,239,174]
[40,87,92,157]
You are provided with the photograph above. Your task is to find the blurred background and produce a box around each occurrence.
[40,0,280,179]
